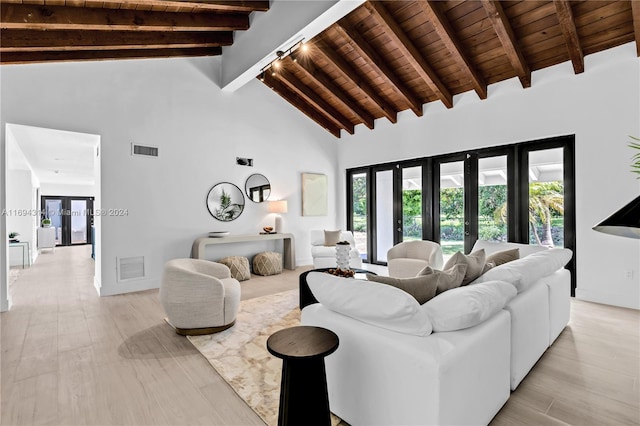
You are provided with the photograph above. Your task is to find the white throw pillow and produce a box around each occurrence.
[473,248,572,293]
[307,272,433,336]
[423,281,517,332]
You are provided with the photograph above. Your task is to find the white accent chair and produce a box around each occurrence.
[387,240,444,278]
[310,230,363,269]
[160,258,241,335]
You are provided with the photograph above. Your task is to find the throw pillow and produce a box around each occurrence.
[443,249,486,286]
[423,280,517,332]
[306,272,433,336]
[324,229,341,246]
[365,274,438,304]
[486,248,519,266]
[415,264,468,295]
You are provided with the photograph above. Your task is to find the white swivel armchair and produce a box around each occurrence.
[310,229,363,269]
[387,240,444,278]
[160,258,241,335]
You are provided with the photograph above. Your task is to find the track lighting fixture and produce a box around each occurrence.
[258,39,306,80]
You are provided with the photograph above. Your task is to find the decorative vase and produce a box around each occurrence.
[335,244,351,270]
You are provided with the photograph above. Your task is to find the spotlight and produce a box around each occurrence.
[300,42,309,53]
[259,71,265,81]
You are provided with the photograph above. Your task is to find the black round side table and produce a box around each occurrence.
[266,326,339,426]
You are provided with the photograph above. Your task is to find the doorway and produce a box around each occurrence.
[42,196,94,246]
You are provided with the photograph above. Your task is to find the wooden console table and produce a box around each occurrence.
[191,233,296,270]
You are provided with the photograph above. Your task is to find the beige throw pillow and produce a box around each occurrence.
[416,264,468,295]
[486,248,519,266]
[366,274,438,305]
[324,230,341,246]
[443,249,486,286]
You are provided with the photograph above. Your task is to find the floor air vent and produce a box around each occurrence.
[132,144,159,157]
[117,256,145,281]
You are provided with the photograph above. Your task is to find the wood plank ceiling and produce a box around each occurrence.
[0,0,269,64]
[260,0,640,138]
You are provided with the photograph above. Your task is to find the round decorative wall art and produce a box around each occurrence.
[207,182,245,222]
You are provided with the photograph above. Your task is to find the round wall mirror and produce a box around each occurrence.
[206,182,245,222]
[245,173,271,203]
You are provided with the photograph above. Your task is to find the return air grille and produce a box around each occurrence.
[132,144,159,157]
[117,256,145,281]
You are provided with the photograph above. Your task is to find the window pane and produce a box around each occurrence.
[45,199,63,245]
[71,199,87,244]
[402,166,422,241]
[478,156,508,242]
[351,172,368,262]
[376,170,394,262]
[440,161,464,262]
[529,148,564,247]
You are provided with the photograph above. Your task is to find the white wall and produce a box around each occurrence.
[40,183,95,197]
[0,56,338,302]
[6,170,38,266]
[337,43,640,310]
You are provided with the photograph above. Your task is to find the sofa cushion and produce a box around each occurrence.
[324,229,341,246]
[417,264,468,295]
[423,281,517,332]
[365,274,438,304]
[472,248,573,293]
[486,248,519,266]
[306,272,432,336]
[443,249,486,285]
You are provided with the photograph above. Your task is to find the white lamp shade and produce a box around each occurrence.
[268,200,288,214]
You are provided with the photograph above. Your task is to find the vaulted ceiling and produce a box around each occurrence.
[1,1,639,139]
[260,1,640,138]
[0,0,269,64]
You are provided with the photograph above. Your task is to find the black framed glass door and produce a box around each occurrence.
[41,196,94,246]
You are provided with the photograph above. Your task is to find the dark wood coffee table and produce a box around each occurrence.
[299,268,376,309]
[267,326,339,426]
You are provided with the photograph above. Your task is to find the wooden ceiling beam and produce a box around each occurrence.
[553,0,584,74]
[0,3,249,31]
[417,0,487,100]
[334,22,424,117]
[0,29,233,52]
[263,72,342,138]
[481,0,531,88]
[0,0,270,13]
[312,39,397,124]
[629,0,640,57]
[274,67,355,135]
[287,56,375,130]
[365,1,453,109]
[0,47,222,65]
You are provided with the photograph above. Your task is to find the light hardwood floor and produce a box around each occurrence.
[1,245,639,425]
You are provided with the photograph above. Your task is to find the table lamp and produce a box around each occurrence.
[269,200,288,233]
[592,195,640,239]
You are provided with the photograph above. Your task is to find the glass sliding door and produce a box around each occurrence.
[375,169,395,263]
[478,155,508,243]
[350,171,369,262]
[439,161,465,261]
[528,148,564,247]
[401,166,422,242]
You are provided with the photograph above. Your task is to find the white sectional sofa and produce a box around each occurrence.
[301,241,573,425]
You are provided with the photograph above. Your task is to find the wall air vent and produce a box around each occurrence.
[117,256,145,281]
[132,143,159,157]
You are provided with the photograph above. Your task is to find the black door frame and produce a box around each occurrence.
[41,196,94,246]
[346,135,576,294]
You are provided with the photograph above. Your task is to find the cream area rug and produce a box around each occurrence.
[188,290,341,426]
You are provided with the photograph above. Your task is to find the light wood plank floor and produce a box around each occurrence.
[2,245,639,425]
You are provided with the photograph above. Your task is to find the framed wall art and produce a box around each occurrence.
[301,173,328,216]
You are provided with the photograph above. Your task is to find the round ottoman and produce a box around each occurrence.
[253,251,283,276]
[218,256,251,281]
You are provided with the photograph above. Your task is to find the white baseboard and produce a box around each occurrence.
[575,288,640,310]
